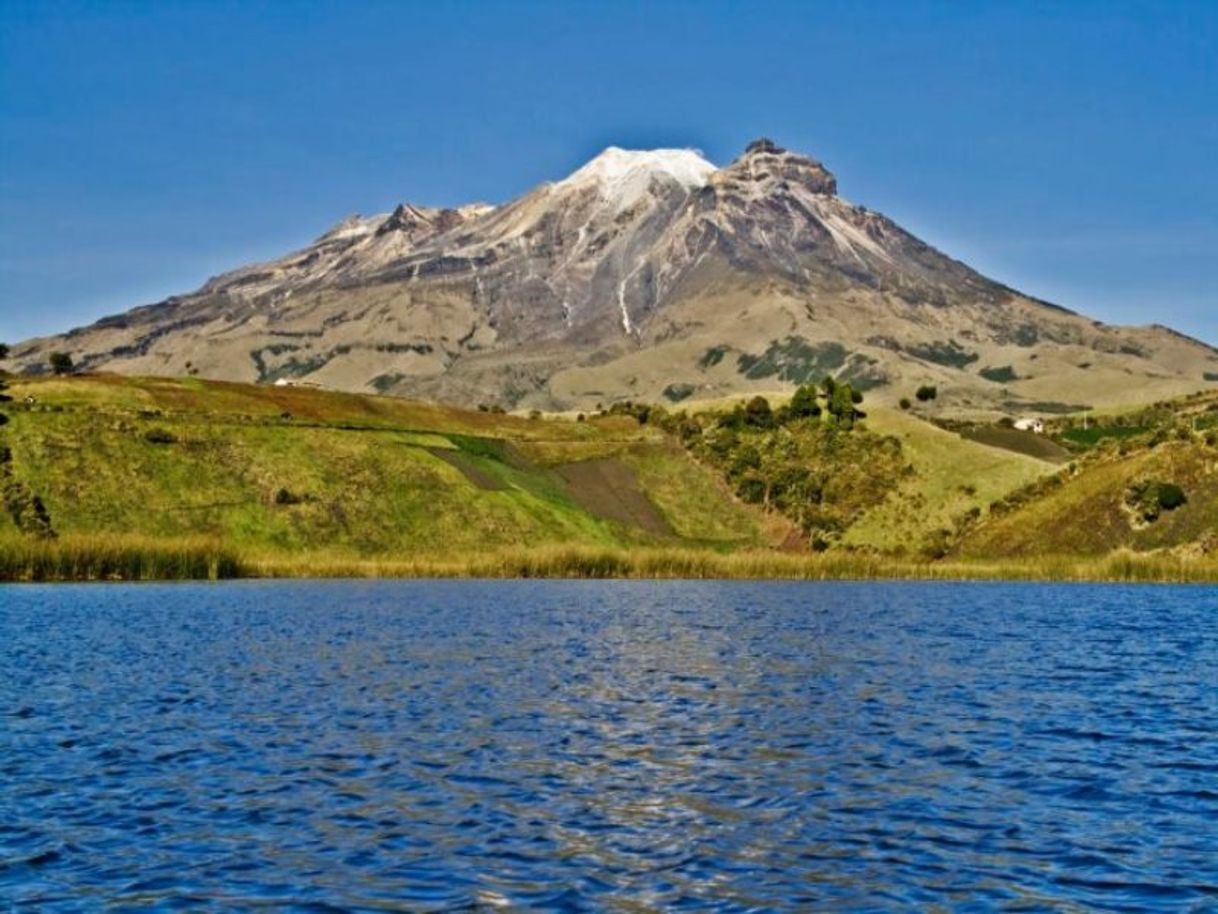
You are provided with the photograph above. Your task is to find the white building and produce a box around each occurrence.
[1013,418,1045,434]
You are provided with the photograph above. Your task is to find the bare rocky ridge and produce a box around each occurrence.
[12,139,1218,414]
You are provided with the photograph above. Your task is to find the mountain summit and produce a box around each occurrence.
[11,140,1217,412]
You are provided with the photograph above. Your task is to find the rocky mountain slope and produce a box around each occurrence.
[11,139,1218,414]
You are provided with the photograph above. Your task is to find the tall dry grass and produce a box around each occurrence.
[0,534,240,582]
[244,545,1218,584]
[3,538,1214,583]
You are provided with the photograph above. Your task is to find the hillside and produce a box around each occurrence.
[956,394,1218,558]
[3,373,1217,580]
[0,374,774,564]
[9,140,1217,415]
[842,407,1054,553]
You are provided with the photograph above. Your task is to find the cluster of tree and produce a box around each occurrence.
[1125,479,1187,525]
[634,380,904,549]
[692,412,907,549]
[716,378,866,431]
[898,385,938,411]
[583,379,921,547]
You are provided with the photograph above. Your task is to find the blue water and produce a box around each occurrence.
[2,581,1216,911]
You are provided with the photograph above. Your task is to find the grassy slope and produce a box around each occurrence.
[1,374,765,560]
[959,440,1218,557]
[843,408,1055,552]
[598,391,1060,554]
[4,374,1216,581]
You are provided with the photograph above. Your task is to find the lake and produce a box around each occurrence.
[2,580,1216,910]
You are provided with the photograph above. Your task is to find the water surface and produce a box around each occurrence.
[2,581,1216,910]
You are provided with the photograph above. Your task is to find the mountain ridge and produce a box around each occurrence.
[11,138,1217,414]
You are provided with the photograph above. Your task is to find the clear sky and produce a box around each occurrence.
[1,0,1215,345]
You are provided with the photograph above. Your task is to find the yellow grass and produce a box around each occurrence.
[5,535,1211,583]
[843,407,1055,552]
[0,534,239,581]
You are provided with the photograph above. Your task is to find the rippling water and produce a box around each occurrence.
[2,581,1216,910]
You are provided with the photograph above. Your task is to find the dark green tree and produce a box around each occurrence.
[49,352,74,375]
[744,395,774,428]
[827,383,860,424]
[789,383,822,419]
[915,384,938,402]
[0,342,9,360]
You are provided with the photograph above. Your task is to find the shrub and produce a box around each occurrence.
[274,488,303,506]
[980,365,1018,383]
[744,396,774,428]
[899,398,911,411]
[662,383,696,403]
[1155,482,1187,511]
[915,385,938,402]
[1125,480,1187,523]
[143,428,177,444]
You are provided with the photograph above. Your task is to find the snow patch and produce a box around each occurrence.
[558,147,716,210]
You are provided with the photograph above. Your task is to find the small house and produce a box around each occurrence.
[1013,417,1044,435]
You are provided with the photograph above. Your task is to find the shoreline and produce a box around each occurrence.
[3,538,1216,584]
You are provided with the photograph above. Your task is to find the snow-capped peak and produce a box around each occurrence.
[557,147,716,207]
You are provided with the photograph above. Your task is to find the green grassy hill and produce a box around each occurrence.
[842,408,1055,554]
[2,373,1216,581]
[958,438,1218,558]
[0,375,770,566]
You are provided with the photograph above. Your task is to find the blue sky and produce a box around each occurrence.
[1,0,1215,344]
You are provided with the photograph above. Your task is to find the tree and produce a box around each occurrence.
[744,395,774,428]
[788,383,822,419]
[49,352,74,375]
[916,384,938,402]
[0,343,9,360]
[899,398,912,411]
[828,383,858,424]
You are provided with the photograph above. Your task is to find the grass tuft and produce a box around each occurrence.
[0,534,240,582]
